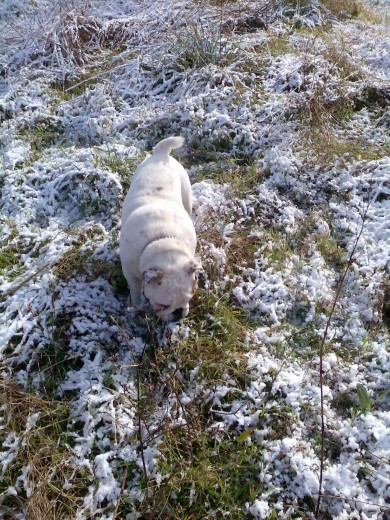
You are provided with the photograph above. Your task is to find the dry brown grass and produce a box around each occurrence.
[0,382,91,519]
[322,0,383,22]
[322,0,360,17]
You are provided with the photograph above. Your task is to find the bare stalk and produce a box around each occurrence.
[112,465,128,519]
[315,196,372,518]
[111,317,149,500]
[136,362,149,501]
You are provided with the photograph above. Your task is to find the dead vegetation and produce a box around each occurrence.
[0,382,91,519]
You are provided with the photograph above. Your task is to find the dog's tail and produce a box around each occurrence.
[152,136,185,157]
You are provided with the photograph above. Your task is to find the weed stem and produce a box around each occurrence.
[315,192,372,518]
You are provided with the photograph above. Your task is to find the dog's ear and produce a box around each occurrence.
[188,256,202,275]
[142,268,165,285]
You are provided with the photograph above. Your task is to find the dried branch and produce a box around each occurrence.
[112,466,128,519]
[136,362,149,501]
[315,193,373,518]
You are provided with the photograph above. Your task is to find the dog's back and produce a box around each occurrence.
[121,136,191,222]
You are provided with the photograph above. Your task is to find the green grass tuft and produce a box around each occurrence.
[0,245,25,281]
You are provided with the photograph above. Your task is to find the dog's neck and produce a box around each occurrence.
[141,235,179,256]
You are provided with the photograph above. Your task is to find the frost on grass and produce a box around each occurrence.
[1,0,390,518]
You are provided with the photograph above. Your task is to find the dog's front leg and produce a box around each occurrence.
[127,274,142,308]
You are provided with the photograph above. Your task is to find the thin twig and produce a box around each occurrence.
[315,195,372,518]
[136,363,149,501]
[112,465,128,520]
[0,261,51,303]
[320,493,390,511]
[110,315,150,499]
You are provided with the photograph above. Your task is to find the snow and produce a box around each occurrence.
[0,0,389,518]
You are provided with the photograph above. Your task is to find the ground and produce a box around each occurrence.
[0,0,389,519]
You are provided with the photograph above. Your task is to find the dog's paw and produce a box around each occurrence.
[126,304,140,315]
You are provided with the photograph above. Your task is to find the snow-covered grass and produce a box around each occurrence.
[1,0,389,518]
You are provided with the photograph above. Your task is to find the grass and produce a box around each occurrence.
[161,290,249,384]
[257,230,296,267]
[290,33,388,166]
[123,284,330,517]
[93,149,147,193]
[28,311,83,397]
[51,72,102,101]
[284,0,374,21]
[150,430,261,519]
[227,230,261,276]
[52,225,108,282]
[53,246,94,281]
[316,233,346,268]
[302,122,390,168]
[0,244,25,281]
[2,1,389,518]
[52,230,129,299]
[263,33,292,57]
[383,283,390,332]
[174,19,238,71]
[321,0,380,21]
[18,117,65,161]
[0,382,92,519]
[218,163,265,196]
[191,159,265,197]
[288,320,330,359]
[124,290,262,518]
[186,135,258,166]
[49,43,136,101]
[242,219,345,271]
[51,60,116,101]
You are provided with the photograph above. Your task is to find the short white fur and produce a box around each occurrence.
[119,136,201,320]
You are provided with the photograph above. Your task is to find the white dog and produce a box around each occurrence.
[119,136,201,321]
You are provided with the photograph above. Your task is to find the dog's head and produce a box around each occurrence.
[142,257,202,321]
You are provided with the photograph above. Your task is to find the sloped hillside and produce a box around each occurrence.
[0,0,389,518]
